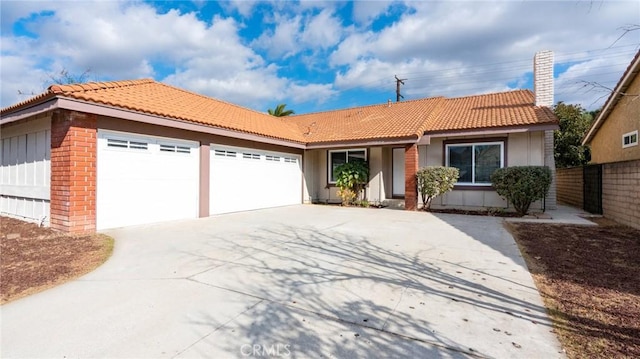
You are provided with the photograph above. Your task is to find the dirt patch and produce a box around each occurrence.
[507,219,640,358]
[1,217,113,304]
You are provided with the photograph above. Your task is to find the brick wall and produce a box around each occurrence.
[602,159,640,230]
[556,167,584,208]
[404,143,419,211]
[50,110,97,233]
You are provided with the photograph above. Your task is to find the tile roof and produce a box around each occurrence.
[1,79,557,145]
[426,90,557,133]
[287,97,445,143]
[2,79,305,143]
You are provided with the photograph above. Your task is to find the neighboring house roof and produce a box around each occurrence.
[583,50,640,145]
[1,79,558,146]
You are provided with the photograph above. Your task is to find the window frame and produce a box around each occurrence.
[327,148,367,184]
[444,140,505,187]
[622,130,638,149]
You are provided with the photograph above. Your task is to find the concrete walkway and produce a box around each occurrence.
[505,204,597,225]
[1,206,565,358]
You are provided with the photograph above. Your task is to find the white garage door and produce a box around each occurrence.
[210,145,302,214]
[97,130,199,230]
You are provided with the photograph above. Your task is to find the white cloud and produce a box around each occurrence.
[286,82,336,104]
[330,0,640,107]
[1,0,639,112]
[0,1,339,110]
[252,15,302,59]
[223,0,257,18]
[300,8,342,49]
[352,1,393,25]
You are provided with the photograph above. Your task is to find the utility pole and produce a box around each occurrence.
[395,75,407,102]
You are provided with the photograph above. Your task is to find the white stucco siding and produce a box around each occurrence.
[305,147,389,204]
[367,147,386,204]
[0,115,51,225]
[424,132,546,210]
[507,132,544,166]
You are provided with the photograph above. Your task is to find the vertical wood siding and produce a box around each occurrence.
[0,118,51,225]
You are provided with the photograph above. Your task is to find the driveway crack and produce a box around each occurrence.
[171,299,265,359]
[382,285,407,331]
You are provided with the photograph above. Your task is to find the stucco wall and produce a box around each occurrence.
[422,131,546,210]
[305,147,390,205]
[305,131,548,210]
[556,167,584,208]
[589,74,640,164]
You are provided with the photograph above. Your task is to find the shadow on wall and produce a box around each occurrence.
[181,216,552,357]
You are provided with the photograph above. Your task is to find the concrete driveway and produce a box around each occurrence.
[1,205,563,358]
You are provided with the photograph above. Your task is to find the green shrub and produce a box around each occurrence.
[335,161,369,206]
[416,166,460,210]
[490,166,552,216]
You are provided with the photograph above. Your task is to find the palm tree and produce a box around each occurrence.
[267,103,295,117]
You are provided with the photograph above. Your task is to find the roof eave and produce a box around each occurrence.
[304,136,419,149]
[423,123,559,140]
[0,95,59,125]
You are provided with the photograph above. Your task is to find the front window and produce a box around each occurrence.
[328,149,366,183]
[446,141,504,185]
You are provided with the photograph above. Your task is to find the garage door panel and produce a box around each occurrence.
[97,131,199,230]
[210,145,301,215]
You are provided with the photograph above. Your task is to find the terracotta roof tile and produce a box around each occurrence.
[287,97,445,143]
[14,79,306,143]
[425,90,557,133]
[2,79,558,145]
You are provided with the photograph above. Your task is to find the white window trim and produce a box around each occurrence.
[445,141,505,186]
[328,148,367,184]
[622,130,638,149]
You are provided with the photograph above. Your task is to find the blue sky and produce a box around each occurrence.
[1,1,639,113]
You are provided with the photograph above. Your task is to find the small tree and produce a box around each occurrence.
[553,102,594,168]
[416,166,459,210]
[334,161,369,206]
[491,166,552,216]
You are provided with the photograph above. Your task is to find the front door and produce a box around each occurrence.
[392,148,405,197]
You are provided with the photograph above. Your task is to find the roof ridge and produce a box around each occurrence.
[289,95,445,118]
[446,89,532,101]
[48,78,155,94]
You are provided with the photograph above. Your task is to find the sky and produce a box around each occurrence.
[1,0,639,114]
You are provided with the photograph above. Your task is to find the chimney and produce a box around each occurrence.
[534,50,557,210]
[533,50,554,107]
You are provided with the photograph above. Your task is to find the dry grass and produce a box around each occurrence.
[1,217,114,304]
[507,218,640,358]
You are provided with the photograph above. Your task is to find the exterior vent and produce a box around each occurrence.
[243,153,260,160]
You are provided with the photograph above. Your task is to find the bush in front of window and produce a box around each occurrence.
[334,161,369,206]
[490,166,552,216]
[416,166,460,210]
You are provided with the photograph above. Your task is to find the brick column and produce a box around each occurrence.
[404,143,419,211]
[50,110,97,233]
